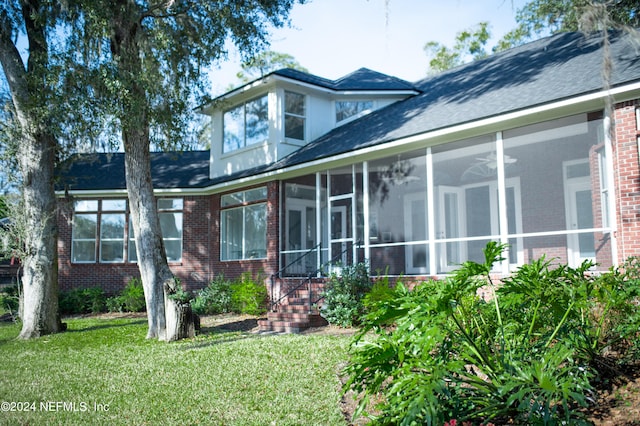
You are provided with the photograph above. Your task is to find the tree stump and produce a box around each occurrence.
[164,281,195,342]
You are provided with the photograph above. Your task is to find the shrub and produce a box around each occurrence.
[59,287,107,315]
[230,272,268,316]
[321,262,371,327]
[0,284,19,315]
[362,273,395,313]
[107,278,146,313]
[192,274,233,315]
[344,242,602,425]
[589,256,640,363]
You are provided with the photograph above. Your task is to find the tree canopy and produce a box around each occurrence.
[424,22,491,74]
[425,0,640,73]
[235,50,308,84]
[58,0,303,340]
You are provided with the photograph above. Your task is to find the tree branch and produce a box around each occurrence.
[0,9,28,113]
[141,0,177,20]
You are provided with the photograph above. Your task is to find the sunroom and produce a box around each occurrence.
[279,110,613,277]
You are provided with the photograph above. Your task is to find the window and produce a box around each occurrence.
[284,91,305,141]
[100,200,126,262]
[221,188,267,260]
[72,198,183,264]
[336,100,373,123]
[158,199,183,262]
[223,95,269,153]
[128,198,183,262]
[72,201,99,263]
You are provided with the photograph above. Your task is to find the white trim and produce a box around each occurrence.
[203,73,419,107]
[426,147,437,276]
[363,161,370,263]
[496,131,510,272]
[58,82,640,198]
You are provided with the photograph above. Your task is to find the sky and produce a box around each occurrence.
[208,0,530,95]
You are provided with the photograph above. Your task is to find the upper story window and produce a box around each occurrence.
[284,91,305,141]
[336,100,373,123]
[223,95,269,153]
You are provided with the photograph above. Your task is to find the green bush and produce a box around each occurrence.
[192,274,233,315]
[321,262,371,327]
[59,287,107,315]
[362,274,395,313]
[0,284,19,315]
[589,256,640,363]
[230,272,268,316]
[343,242,614,425]
[107,278,146,313]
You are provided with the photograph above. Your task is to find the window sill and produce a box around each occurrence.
[282,138,305,147]
[221,141,269,159]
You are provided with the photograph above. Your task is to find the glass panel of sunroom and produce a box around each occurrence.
[432,134,497,272]
[503,112,610,269]
[329,166,353,196]
[368,150,428,275]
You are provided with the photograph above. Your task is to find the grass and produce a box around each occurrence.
[0,317,351,425]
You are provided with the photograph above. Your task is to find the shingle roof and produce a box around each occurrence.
[270,30,640,169]
[272,67,419,92]
[57,30,640,193]
[56,151,212,192]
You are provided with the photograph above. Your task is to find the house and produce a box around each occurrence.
[56,30,640,330]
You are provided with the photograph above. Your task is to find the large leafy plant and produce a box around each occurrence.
[343,242,616,425]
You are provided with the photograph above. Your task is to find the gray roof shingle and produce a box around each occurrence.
[271,30,640,169]
[57,30,640,193]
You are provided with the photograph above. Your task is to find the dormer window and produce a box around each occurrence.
[284,91,305,141]
[336,100,373,123]
[223,95,269,153]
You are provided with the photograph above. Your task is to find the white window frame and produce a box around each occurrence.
[222,95,269,154]
[335,99,374,125]
[128,198,183,263]
[220,188,268,261]
[71,211,98,263]
[284,91,306,142]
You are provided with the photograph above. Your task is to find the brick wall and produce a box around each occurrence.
[56,99,640,294]
[614,100,640,261]
[57,184,281,295]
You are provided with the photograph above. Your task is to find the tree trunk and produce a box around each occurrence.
[112,4,192,340]
[123,132,173,340]
[17,132,61,339]
[0,1,61,338]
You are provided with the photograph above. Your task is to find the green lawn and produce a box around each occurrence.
[0,317,351,425]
